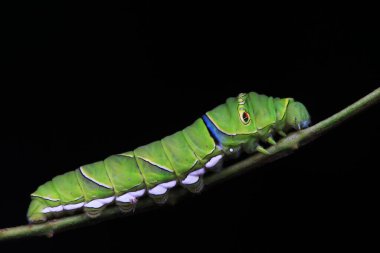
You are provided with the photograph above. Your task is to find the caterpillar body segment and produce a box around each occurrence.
[27,92,311,223]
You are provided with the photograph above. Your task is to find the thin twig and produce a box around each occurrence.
[1,88,379,242]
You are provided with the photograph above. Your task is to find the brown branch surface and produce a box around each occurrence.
[1,87,379,242]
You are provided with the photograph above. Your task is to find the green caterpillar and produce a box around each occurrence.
[27,92,311,223]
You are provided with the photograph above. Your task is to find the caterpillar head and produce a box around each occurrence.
[286,101,311,130]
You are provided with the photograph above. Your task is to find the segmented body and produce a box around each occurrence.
[27,92,311,223]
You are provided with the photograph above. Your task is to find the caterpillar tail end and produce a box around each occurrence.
[27,198,48,224]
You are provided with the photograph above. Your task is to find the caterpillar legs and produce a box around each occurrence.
[181,176,204,193]
[148,181,177,204]
[266,136,276,145]
[85,206,106,218]
[180,168,206,193]
[243,136,277,155]
[83,197,114,218]
[256,145,270,155]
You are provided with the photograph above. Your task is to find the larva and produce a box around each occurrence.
[27,91,311,223]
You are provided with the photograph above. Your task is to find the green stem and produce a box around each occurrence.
[1,88,379,242]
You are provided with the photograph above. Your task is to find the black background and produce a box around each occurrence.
[1,3,379,253]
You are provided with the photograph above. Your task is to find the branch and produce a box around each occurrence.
[1,88,379,242]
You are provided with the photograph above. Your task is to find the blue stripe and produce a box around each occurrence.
[202,115,223,145]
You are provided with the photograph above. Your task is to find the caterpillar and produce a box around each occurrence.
[27,91,311,223]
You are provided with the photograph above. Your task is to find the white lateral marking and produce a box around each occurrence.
[129,189,146,198]
[205,155,223,168]
[80,166,113,189]
[84,200,104,209]
[190,168,206,177]
[148,180,178,196]
[50,205,63,212]
[160,180,177,189]
[181,175,199,185]
[99,196,115,204]
[31,194,60,202]
[138,157,174,173]
[148,185,167,195]
[84,196,114,209]
[116,193,135,203]
[42,205,64,214]
[63,202,84,211]
[116,189,146,203]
